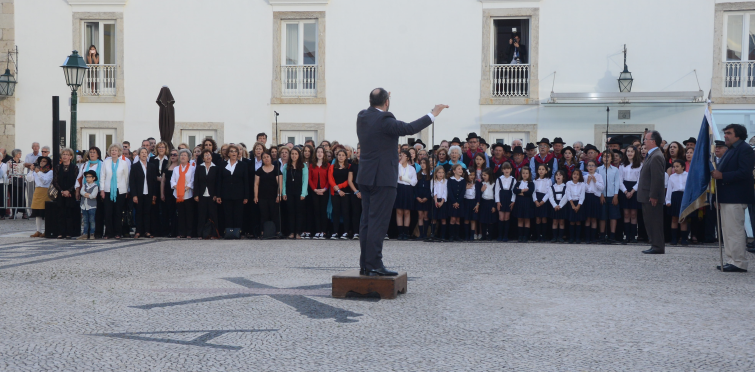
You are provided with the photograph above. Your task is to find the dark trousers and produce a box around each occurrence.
[642,201,665,252]
[122,196,134,236]
[258,198,280,233]
[134,195,152,235]
[176,199,195,237]
[331,193,350,235]
[311,193,328,234]
[94,197,105,237]
[286,195,306,235]
[197,196,218,232]
[165,197,177,237]
[359,185,397,270]
[244,200,259,236]
[104,193,126,238]
[224,199,245,229]
[150,199,165,237]
[56,195,79,237]
[350,193,362,235]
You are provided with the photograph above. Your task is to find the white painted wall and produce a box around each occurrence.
[12,0,720,151]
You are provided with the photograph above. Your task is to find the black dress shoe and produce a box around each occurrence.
[367,267,399,276]
[642,248,664,254]
[718,264,748,272]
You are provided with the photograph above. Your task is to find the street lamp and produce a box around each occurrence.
[618,44,633,93]
[0,67,16,96]
[61,50,88,151]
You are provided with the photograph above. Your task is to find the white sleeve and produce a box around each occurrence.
[558,187,569,209]
[613,169,621,196]
[578,184,585,205]
[634,165,642,191]
[665,178,672,205]
[547,187,556,208]
[99,161,108,190]
[510,188,516,203]
[619,167,627,192]
[409,167,417,187]
[170,168,179,189]
[595,173,604,193]
[440,182,447,200]
[494,178,501,203]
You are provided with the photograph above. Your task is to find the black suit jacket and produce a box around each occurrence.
[220,160,249,200]
[356,107,433,187]
[129,160,158,197]
[717,140,755,204]
[194,163,221,198]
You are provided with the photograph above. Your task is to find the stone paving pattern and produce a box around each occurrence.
[0,219,754,371]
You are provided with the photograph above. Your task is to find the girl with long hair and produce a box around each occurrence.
[513,166,534,242]
[282,147,308,239]
[308,146,330,239]
[495,162,516,242]
[619,145,642,243]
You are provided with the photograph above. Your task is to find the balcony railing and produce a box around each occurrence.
[724,61,755,96]
[82,64,117,96]
[491,64,530,98]
[281,65,317,97]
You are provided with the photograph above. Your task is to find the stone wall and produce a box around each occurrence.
[0,0,14,151]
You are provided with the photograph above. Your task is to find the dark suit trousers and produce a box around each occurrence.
[134,194,152,235]
[359,185,397,270]
[224,199,244,229]
[259,198,280,233]
[286,195,306,235]
[197,196,218,232]
[642,201,665,252]
[176,199,195,237]
[350,193,362,234]
[104,193,126,238]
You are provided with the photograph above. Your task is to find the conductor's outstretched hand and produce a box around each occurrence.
[432,104,450,117]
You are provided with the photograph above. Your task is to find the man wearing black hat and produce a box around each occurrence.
[529,138,557,180]
[580,144,601,171]
[607,137,622,152]
[525,143,537,159]
[450,137,462,147]
[552,137,565,159]
[462,132,490,168]
[683,137,697,148]
[490,143,511,176]
[510,146,528,179]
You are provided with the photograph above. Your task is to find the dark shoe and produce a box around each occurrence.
[359,268,367,276]
[642,248,664,254]
[367,267,399,276]
[718,264,748,272]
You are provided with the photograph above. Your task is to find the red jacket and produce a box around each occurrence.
[309,162,330,192]
[327,163,351,196]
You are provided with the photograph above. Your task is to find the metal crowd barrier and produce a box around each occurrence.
[1,165,33,219]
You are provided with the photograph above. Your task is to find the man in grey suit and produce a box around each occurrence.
[356,88,448,276]
[638,130,666,254]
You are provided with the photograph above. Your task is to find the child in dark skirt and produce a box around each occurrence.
[430,166,448,241]
[513,166,535,242]
[415,158,433,240]
[619,145,642,243]
[666,159,688,245]
[447,164,467,241]
[565,169,586,243]
[495,162,516,242]
[533,163,553,242]
[462,171,480,241]
[478,169,497,241]
[582,160,604,243]
[549,170,568,243]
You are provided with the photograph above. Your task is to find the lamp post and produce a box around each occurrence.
[61,50,88,151]
[618,44,633,93]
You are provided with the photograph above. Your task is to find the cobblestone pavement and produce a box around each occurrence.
[1,219,754,371]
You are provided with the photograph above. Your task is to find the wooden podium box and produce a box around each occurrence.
[332,270,407,299]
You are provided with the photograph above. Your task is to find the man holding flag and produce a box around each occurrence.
[681,115,754,272]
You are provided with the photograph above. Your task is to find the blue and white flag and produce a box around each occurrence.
[680,108,716,222]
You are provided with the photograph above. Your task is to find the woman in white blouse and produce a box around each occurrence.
[100,144,130,239]
[171,149,196,238]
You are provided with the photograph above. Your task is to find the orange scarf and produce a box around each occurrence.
[176,164,189,202]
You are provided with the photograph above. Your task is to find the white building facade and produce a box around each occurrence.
[1,0,753,152]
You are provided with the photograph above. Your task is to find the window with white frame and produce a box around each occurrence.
[82,20,117,96]
[724,12,755,95]
[281,20,317,97]
[491,18,530,98]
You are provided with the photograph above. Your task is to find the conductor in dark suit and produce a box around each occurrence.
[356,88,448,276]
[711,124,755,272]
[638,130,666,254]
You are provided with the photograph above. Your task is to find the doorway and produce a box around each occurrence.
[182,130,217,150]
[281,130,317,146]
[82,128,116,152]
